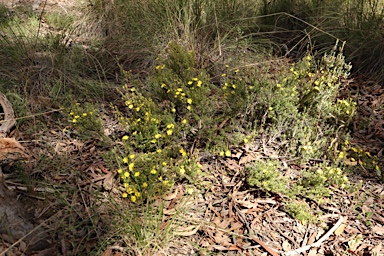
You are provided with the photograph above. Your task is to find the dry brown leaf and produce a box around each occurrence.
[344,158,358,166]
[227,244,242,251]
[371,225,384,235]
[103,173,114,191]
[212,245,229,251]
[307,231,317,244]
[163,208,176,215]
[0,138,26,159]
[214,231,231,246]
[235,199,258,209]
[101,248,113,256]
[229,221,243,232]
[163,187,179,200]
[232,150,243,159]
[223,159,241,171]
[282,240,291,252]
[372,244,382,255]
[308,248,318,256]
[174,225,200,236]
[347,234,363,251]
[239,152,259,165]
[335,216,348,236]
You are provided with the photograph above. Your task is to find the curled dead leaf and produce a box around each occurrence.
[0,138,26,160]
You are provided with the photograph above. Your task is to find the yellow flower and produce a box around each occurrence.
[225,150,231,157]
[197,80,202,87]
[128,104,134,109]
[158,176,163,181]
[117,168,123,174]
[129,154,135,159]
[167,130,173,135]
[187,98,192,104]
[179,148,187,156]
[122,135,129,141]
[162,161,167,166]
[122,193,128,198]
[161,83,167,88]
[151,169,157,174]
[188,81,193,85]
[181,119,187,124]
[179,166,185,175]
[243,138,249,143]
[187,188,194,194]
[156,149,162,153]
[129,163,135,171]
[123,157,129,163]
[82,113,87,117]
[232,84,237,89]
[69,111,74,116]
[131,195,137,202]
[167,124,174,129]
[221,73,226,77]
[155,134,161,139]
[163,180,169,185]
[171,108,176,113]
[142,182,148,188]
[74,115,80,119]
[124,172,130,178]
[192,77,198,81]
[72,119,77,123]
[187,106,192,111]
[134,171,140,177]
[219,151,225,156]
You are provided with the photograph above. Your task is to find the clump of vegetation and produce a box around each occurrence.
[66,103,104,141]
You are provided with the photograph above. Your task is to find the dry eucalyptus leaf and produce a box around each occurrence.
[371,225,384,235]
[282,240,291,251]
[174,225,200,236]
[335,216,348,236]
[103,173,114,191]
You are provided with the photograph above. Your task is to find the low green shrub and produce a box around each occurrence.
[66,103,104,141]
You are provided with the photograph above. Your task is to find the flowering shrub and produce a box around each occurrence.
[109,41,359,206]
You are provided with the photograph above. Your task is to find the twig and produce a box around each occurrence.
[283,216,345,255]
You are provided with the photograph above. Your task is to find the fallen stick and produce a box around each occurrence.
[284,216,345,255]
